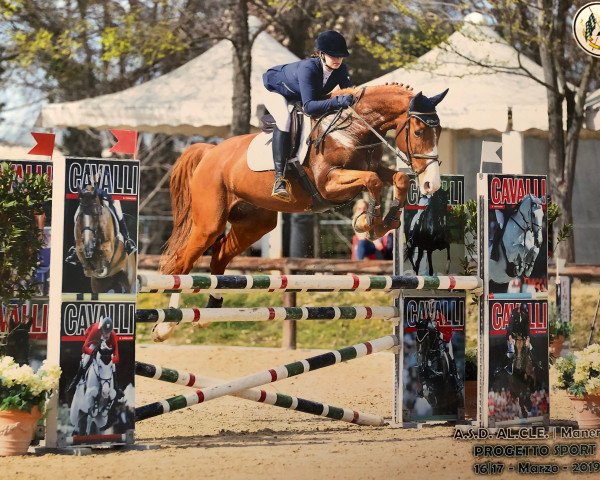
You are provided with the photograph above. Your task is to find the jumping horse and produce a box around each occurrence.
[74,185,136,293]
[155,84,449,341]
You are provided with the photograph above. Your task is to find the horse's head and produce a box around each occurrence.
[395,89,448,195]
[524,194,544,248]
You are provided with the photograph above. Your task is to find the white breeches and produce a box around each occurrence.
[262,86,292,132]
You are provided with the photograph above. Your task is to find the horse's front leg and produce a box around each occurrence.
[373,167,410,238]
[324,169,383,235]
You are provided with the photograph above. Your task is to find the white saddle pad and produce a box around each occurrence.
[247,116,312,172]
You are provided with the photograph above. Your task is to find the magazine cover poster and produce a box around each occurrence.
[402,295,465,422]
[486,174,547,294]
[61,158,139,294]
[56,301,135,445]
[402,175,465,276]
[487,299,549,426]
[0,161,52,368]
[1,298,49,369]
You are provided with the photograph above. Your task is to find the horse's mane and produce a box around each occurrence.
[332,82,415,99]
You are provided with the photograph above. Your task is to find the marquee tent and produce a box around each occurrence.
[37,32,299,137]
[366,14,550,132]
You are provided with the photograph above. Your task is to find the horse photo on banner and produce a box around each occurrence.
[400,294,466,422]
[61,158,139,295]
[485,174,547,295]
[402,175,464,276]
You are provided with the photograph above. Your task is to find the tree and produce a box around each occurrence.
[363,0,598,262]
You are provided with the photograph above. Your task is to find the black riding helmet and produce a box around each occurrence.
[100,317,113,335]
[315,30,350,57]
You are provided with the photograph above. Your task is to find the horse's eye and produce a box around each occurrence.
[414,130,424,138]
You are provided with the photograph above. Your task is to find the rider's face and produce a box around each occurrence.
[321,53,343,70]
[101,332,110,341]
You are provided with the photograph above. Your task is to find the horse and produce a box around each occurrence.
[414,315,460,415]
[154,84,449,341]
[489,194,544,286]
[69,342,117,435]
[404,187,451,275]
[74,185,135,293]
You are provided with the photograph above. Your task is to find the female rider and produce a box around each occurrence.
[262,30,355,201]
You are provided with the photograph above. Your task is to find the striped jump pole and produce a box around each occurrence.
[136,361,384,426]
[138,273,481,294]
[135,334,398,421]
[136,306,399,324]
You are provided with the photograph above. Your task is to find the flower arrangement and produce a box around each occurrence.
[0,356,61,414]
[554,344,600,398]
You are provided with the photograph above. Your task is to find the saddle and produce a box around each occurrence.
[254,105,344,212]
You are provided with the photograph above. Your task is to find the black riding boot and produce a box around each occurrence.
[271,127,292,201]
[67,363,86,393]
[118,217,137,255]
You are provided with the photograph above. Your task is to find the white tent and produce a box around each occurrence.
[37,32,299,137]
[366,14,549,132]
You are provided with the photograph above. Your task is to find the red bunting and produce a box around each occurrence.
[109,129,138,157]
[28,132,55,157]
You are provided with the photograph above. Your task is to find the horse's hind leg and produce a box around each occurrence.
[204,205,278,312]
[152,204,228,342]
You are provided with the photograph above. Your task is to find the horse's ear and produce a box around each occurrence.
[430,88,449,106]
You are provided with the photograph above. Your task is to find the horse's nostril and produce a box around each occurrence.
[424,181,431,191]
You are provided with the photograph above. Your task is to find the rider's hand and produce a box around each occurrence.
[336,94,355,109]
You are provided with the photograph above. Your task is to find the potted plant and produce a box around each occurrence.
[463,347,478,419]
[554,344,600,428]
[0,356,60,455]
[0,162,51,358]
[548,308,574,359]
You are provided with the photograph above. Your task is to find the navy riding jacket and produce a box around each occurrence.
[263,57,352,116]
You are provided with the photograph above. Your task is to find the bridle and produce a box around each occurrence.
[347,101,442,175]
[508,196,542,249]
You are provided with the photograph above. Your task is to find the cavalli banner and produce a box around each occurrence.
[47,157,139,449]
[400,294,466,422]
[478,173,549,428]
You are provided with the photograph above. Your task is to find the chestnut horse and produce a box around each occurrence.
[154,84,448,340]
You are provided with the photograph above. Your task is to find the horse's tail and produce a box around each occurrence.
[160,143,216,274]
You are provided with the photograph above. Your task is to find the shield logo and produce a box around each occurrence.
[573,2,600,57]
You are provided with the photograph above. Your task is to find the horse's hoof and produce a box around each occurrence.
[151,322,176,342]
[352,212,370,233]
[206,295,224,308]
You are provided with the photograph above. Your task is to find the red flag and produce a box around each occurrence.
[28,132,55,157]
[109,129,138,157]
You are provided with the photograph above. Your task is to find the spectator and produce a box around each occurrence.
[351,199,394,260]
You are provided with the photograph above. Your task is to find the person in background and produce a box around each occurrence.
[351,199,394,260]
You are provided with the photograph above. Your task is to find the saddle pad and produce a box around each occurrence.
[247,116,312,172]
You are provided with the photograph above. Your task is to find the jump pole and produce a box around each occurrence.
[136,361,385,426]
[138,274,481,293]
[135,334,398,421]
[135,306,399,324]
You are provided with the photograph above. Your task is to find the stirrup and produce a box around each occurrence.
[271,177,292,202]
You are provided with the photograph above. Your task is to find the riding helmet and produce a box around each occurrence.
[315,30,350,57]
[100,317,113,334]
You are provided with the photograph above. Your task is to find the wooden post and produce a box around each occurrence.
[282,266,297,349]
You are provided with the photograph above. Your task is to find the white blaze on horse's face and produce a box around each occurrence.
[418,158,441,195]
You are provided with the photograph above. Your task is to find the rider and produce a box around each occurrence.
[506,303,531,372]
[65,186,137,265]
[67,316,120,393]
[434,307,461,390]
[262,30,355,201]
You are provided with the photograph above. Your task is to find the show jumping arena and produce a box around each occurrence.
[2,155,590,479]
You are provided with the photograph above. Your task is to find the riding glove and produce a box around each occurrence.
[336,94,355,109]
